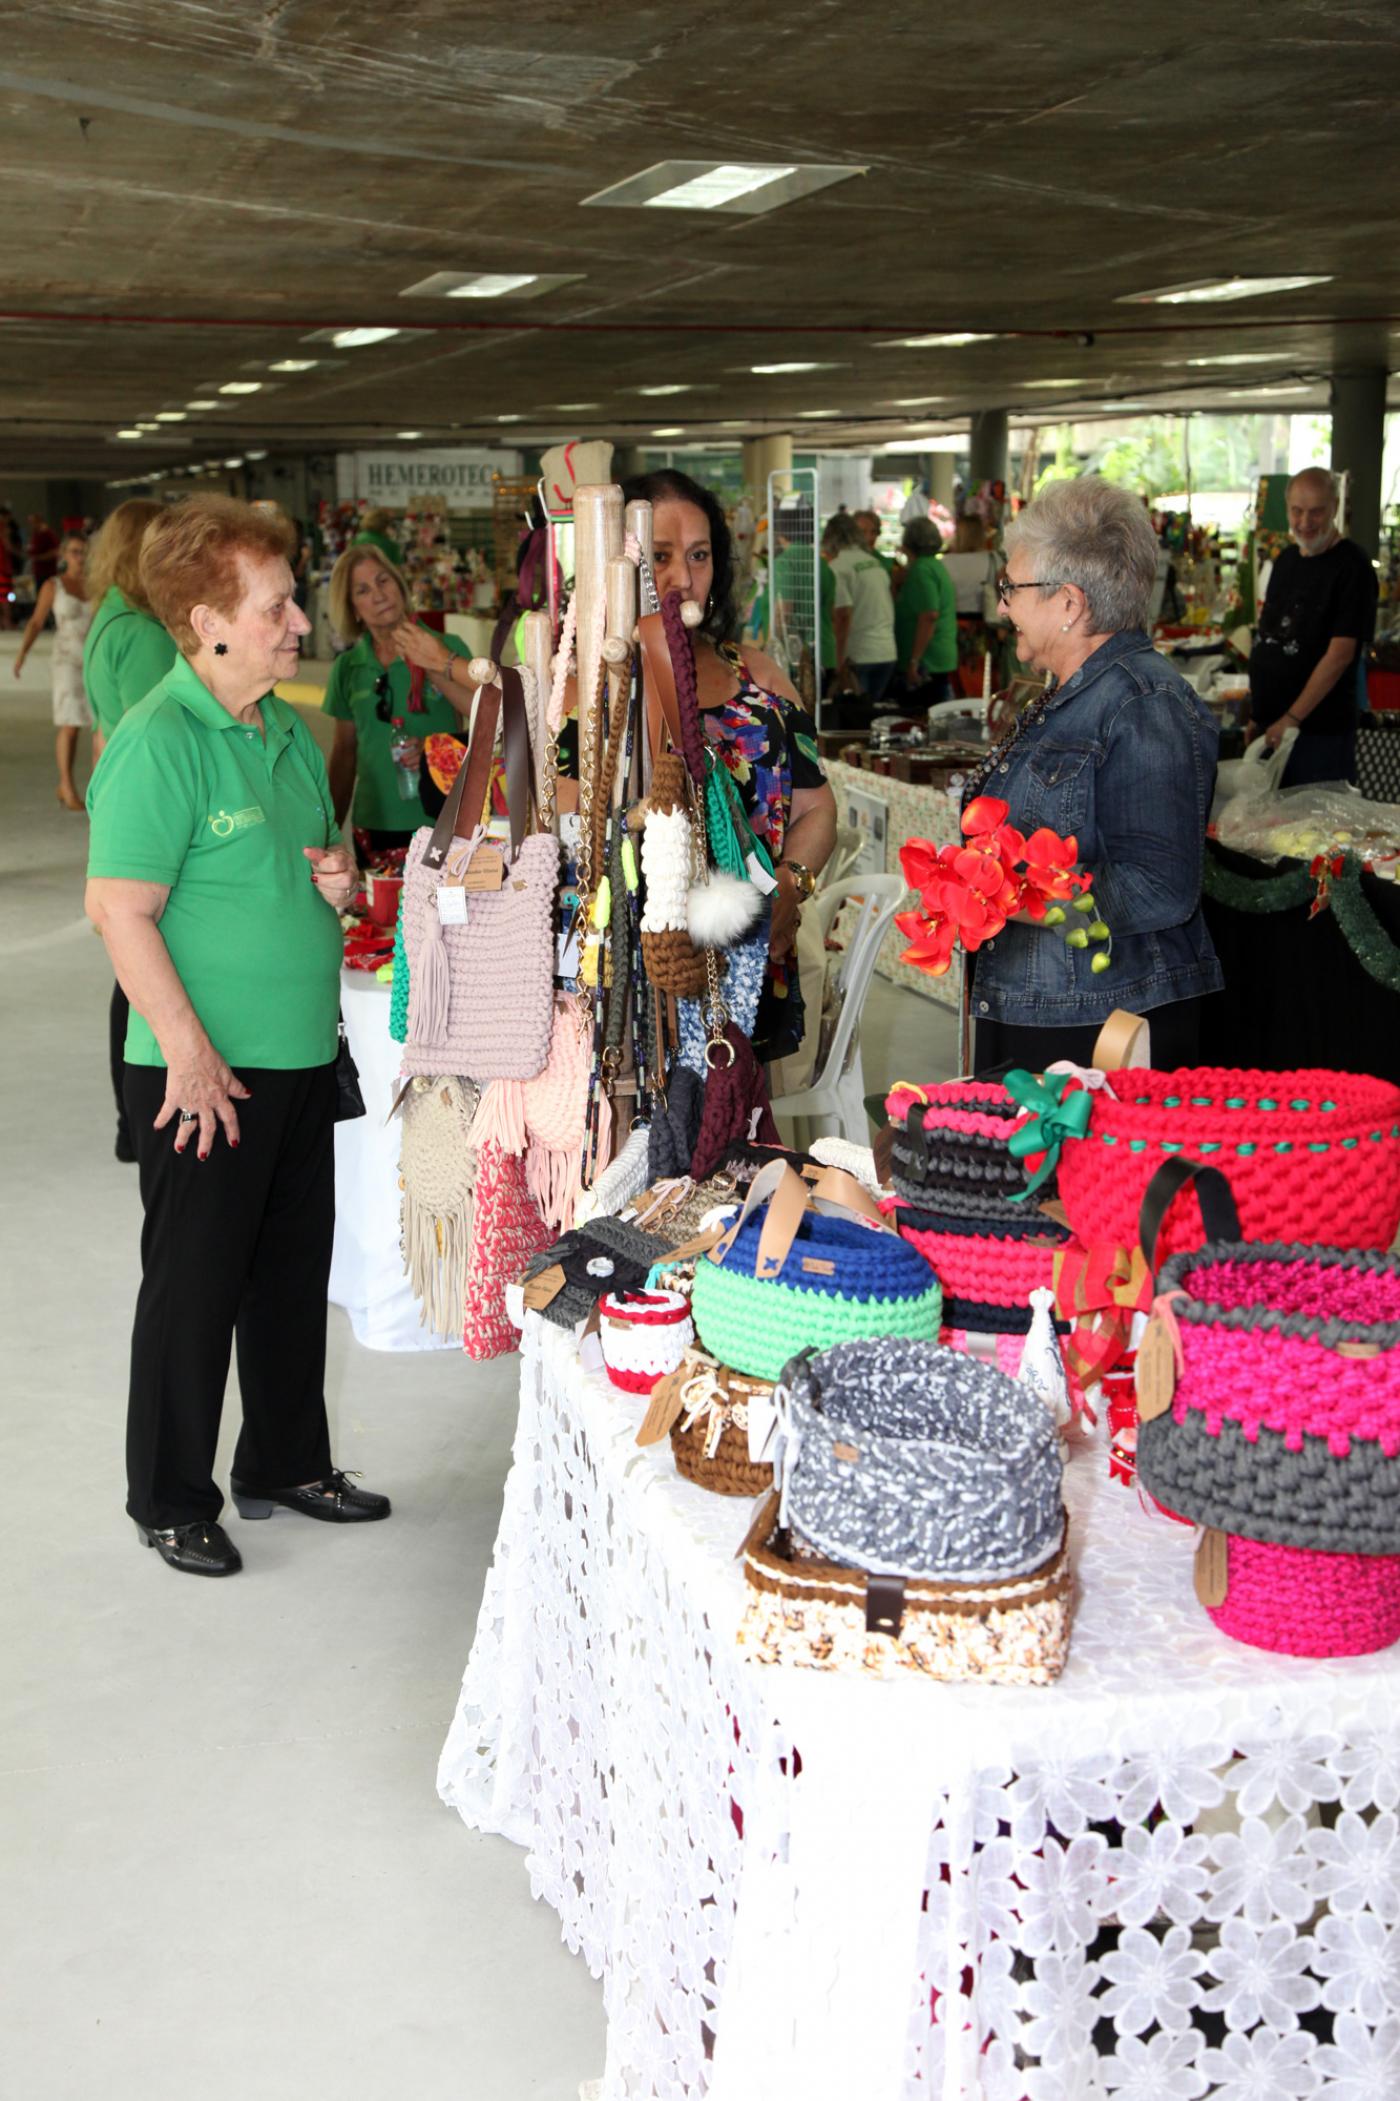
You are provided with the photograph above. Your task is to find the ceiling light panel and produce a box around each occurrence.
[400,270,583,300]
[269,359,320,372]
[750,361,841,375]
[879,332,1000,349]
[582,160,863,216]
[219,381,262,394]
[1118,275,1332,305]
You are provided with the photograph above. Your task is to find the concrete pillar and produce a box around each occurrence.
[742,433,793,507]
[1330,367,1387,556]
[969,409,1009,490]
[929,451,956,511]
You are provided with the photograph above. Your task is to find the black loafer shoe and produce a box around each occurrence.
[135,1517,242,1576]
[230,1470,391,1524]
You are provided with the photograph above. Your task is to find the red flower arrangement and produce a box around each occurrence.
[896,796,1112,978]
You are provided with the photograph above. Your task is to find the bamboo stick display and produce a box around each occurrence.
[571,483,622,901]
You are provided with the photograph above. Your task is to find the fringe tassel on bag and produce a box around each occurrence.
[409,895,452,1050]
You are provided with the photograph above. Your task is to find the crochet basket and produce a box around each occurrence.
[887,1198,1071,1335]
[667,1347,776,1498]
[692,1163,941,1384]
[599,1289,694,1396]
[1053,1068,1400,1261]
[772,1338,1065,1583]
[1200,1531,1400,1658]
[737,1512,1072,1684]
[885,1081,1040,1220]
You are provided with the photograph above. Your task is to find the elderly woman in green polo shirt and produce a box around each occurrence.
[323,544,474,850]
[86,495,390,1580]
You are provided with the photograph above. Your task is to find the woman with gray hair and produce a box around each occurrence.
[962,475,1222,1072]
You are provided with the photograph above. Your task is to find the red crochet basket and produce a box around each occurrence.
[1054,1069,1400,1260]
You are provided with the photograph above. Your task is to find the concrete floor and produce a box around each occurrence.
[0,637,951,2101]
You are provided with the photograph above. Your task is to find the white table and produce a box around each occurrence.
[439,1316,1400,2099]
[329,970,454,1353]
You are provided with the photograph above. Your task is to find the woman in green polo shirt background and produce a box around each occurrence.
[86,495,390,1581]
[323,544,474,850]
[84,498,182,1164]
[895,517,959,704]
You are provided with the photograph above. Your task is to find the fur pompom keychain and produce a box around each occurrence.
[687,870,764,950]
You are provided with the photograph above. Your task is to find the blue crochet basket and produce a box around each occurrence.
[692,1160,942,1382]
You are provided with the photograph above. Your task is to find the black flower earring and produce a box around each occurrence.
[214,642,228,656]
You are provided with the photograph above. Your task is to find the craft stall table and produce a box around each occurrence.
[438,1314,1400,2101]
[825,757,960,1010]
[328,970,454,1352]
[1202,841,1400,1084]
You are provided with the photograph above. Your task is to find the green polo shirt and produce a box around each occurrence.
[83,587,179,739]
[87,656,344,1070]
[895,554,958,677]
[323,626,470,832]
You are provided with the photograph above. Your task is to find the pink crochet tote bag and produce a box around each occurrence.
[401,669,559,1082]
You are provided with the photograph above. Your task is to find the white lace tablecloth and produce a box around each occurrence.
[437,1317,1400,2100]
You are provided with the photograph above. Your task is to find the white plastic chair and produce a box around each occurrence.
[769,874,908,1145]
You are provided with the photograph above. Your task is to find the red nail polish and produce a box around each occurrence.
[198,1152,209,1162]
[230,1141,240,1151]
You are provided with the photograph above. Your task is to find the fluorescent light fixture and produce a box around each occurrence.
[269,358,319,372]
[114,429,143,440]
[650,427,685,437]
[635,384,693,396]
[1021,379,1089,389]
[219,381,262,395]
[400,270,582,300]
[186,399,220,410]
[135,421,160,430]
[880,332,999,349]
[246,449,268,460]
[797,409,841,418]
[751,361,840,375]
[1178,352,1283,368]
[553,402,600,411]
[888,396,949,407]
[397,430,424,439]
[223,457,245,468]
[582,160,862,217]
[494,414,524,423]
[718,420,749,429]
[329,327,400,349]
[154,410,187,422]
[1118,275,1332,305]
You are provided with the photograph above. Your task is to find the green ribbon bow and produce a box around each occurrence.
[1004,1068,1094,1200]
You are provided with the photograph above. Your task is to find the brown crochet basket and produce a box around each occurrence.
[737,1511,1072,1683]
[669,1358,776,1497]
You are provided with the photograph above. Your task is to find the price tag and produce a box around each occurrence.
[522,1264,566,1312]
[1135,1316,1177,1421]
[635,1368,687,1446]
[463,846,505,892]
[746,852,779,896]
[436,886,469,927]
[1194,1527,1230,1608]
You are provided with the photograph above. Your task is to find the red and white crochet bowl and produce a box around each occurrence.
[599,1289,695,1395]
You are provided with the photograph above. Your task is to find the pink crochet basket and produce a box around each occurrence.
[1206,1536,1400,1658]
[1054,1068,1400,1261]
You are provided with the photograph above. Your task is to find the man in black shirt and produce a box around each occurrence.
[1248,467,1377,787]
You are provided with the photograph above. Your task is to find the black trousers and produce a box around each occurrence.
[110,982,130,1137]
[123,1061,337,1528]
[974,993,1207,1078]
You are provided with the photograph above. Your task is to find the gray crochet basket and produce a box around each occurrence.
[774,1338,1065,1584]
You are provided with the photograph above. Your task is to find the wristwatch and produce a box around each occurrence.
[780,858,817,901]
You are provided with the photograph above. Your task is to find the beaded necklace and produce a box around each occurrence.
[961,676,1060,805]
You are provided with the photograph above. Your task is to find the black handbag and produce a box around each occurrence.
[333,1014,366,1123]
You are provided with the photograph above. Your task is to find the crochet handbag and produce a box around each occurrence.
[691,1159,943,1383]
[885,1081,1041,1219]
[462,1139,552,1361]
[398,1074,480,1339]
[737,1499,1071,1686]
[401,669,560,1081]
[1026,1014,1400,1261]
[886,1197,1071,1337]
[1132,1157,1400,1656]
[768,1337,1065,1583]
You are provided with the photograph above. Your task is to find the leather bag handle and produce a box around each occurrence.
[422,667,533,869]
[638,608,688,764]
[1091,1008,1153,1073]
[1138,1156,1243,1279]
[709,1157,895,1280]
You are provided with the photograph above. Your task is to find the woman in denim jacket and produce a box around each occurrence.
[968,477,1222,1072]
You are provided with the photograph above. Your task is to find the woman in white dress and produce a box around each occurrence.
[15,531,93,809]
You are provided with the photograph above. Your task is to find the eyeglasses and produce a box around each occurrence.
[995,574,1057,605]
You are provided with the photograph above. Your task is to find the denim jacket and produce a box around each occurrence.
[969,629,1223,1027]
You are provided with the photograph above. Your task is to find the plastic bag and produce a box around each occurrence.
[1209,725,1296,821]
[1214,782,1400,866]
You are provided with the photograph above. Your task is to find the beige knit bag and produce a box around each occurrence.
[399,1075,481,1339]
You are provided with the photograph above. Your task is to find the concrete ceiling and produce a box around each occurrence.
[2,0,1400,479]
